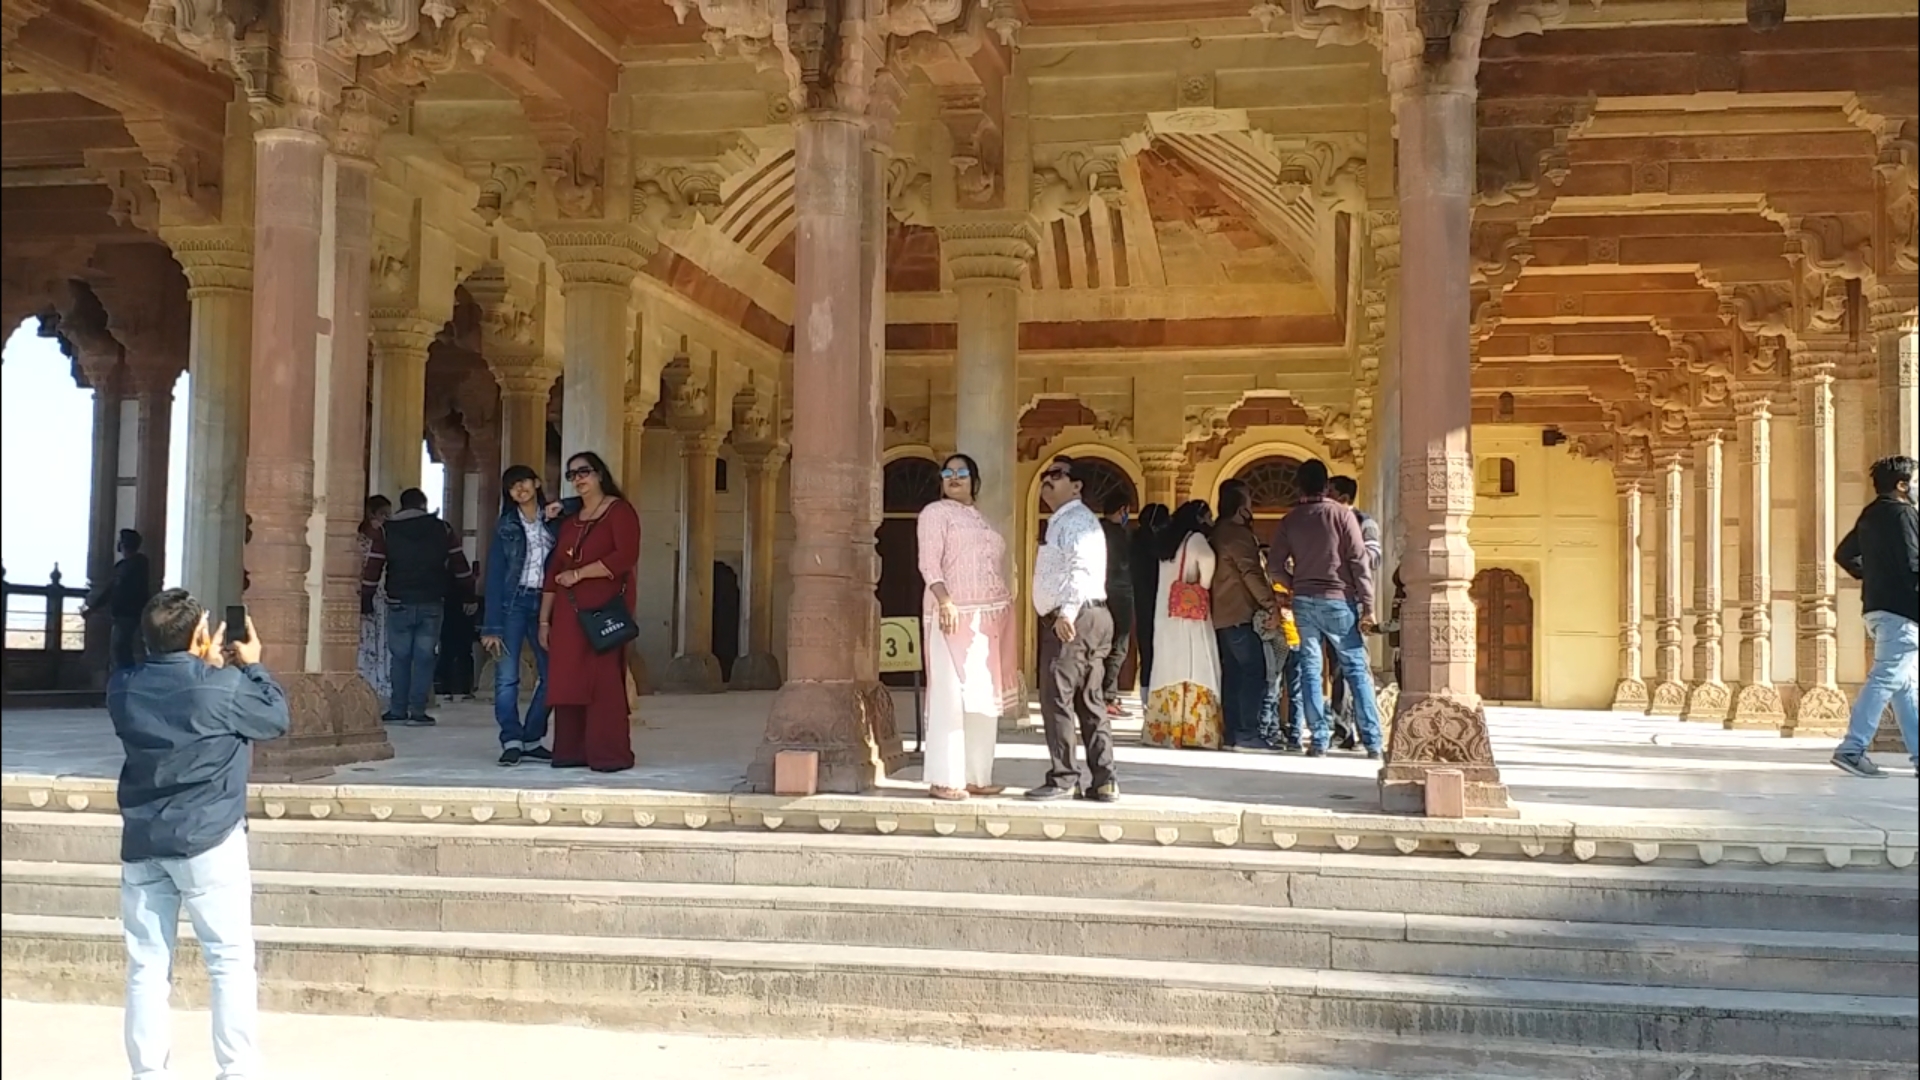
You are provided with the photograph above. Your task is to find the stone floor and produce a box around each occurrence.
[3,692,1913,832]
[0,1001,1423,1080]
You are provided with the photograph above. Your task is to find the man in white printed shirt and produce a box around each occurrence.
[1028,455,1118,802]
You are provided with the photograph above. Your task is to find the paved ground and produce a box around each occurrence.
[0,1001,1425,1080]
[3,693,1913,830]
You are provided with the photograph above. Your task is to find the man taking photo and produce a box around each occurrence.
[110,589,290,1079]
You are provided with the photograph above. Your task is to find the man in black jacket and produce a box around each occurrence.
[1831,455,1919,778]
[1099,494,1134,717]
[82,528,154,670]
[110,588,289,1080]
[360,487,477,725]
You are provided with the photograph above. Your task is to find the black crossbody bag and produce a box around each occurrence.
[563,509,638,654]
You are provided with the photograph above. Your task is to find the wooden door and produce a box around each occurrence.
[1472,568,1534,703]
[875,518,924,687]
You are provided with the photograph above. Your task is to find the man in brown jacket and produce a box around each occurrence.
[1211,479,1281,750]
[1269,458,1383,758]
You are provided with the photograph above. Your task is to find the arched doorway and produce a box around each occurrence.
[877,456,941,687]
[1232,455,1304,532]
[1472,567,1534,703]
[1035,457,1141,689]
[712,561,741,682]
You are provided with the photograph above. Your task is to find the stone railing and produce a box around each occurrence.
[1,566,97,703]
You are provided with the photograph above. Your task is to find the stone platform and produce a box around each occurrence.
[3,695,1914,868]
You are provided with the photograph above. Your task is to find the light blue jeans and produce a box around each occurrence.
[121,824,259,1080]
[1292,596,1385,752]
[1837,611,1918,768]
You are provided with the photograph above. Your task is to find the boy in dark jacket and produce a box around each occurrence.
[1831,455,1919,777]
[109,589,289,1080]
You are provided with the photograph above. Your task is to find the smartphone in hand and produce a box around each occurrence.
[225,605,250,643]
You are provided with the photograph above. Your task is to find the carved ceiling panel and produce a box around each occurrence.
[1135,138,1315,291]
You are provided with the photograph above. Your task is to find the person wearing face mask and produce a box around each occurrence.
[480,464,572,766]
[1831,454,1919,778]
[916,453,1020,800]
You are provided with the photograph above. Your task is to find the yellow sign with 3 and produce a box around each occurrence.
[879,616,922,674]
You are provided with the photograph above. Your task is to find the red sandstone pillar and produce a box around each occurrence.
[1380,80,1512,815]
[750,109,894,792]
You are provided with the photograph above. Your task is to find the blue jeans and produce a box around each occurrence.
[1292,596,1384,752]
[1216,623,1270,748]
[122,824,258,1079]
[1838,611,1918,768]
[1261,638,1306,747]
[493,586,551,749]
[386,602,444,719]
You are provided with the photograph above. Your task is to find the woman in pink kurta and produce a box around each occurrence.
[917,453,1021,800]
[539,451,640,773]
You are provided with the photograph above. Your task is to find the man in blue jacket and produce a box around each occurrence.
[1831,455,1919,778]
[110,588,290,1079]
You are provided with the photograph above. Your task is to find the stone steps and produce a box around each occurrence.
[4,812,1915,1077]
[6,861,1912,998]
[6,813,1913,934]
[5,914,1916,1080]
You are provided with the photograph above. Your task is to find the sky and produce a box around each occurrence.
[2,319,441,607]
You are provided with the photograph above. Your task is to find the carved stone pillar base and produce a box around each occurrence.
[1782,683,1849,739]
[1379,692,1514,817]
[730,652,783,691]
[1375,683,1400,733]
[749,679,904,793]
[1681,681,1730,723]
[1725,683,1786,730]
[1609,678,1649,712]
[252,671,392,777]
[661,652,725,694]
[1647,680,1688,716]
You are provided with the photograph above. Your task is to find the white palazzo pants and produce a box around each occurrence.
[923,617,1001,790]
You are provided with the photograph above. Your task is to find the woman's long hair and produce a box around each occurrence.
[499,463,543,518]
[565,451,626,501]
[1157,499,1214,563]
[1132,502,1170,561]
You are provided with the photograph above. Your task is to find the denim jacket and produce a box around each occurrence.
[480,497,578,635]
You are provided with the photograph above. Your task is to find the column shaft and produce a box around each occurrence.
[1380,84,1510,815]
[1789,359,1848,734]
[754,112,893,792]
[732,445,787,690]
[1729,398,1784,728]
[1881,325,1917,459]
[132,380,174,586]
[1648,454,1688,713]
[169,230,252,615]
[953,276,1020,596]
[662,430,724,692]
[369,331,429,498]
[620,401,652,698]
[497,380,554,474]
[1139,449,1183,510]
[1609,476,1648,710]
[1682,430,1730,722]
[84,380,125,665]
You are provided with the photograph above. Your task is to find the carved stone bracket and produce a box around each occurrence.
[1030,149,1121,225]
[632,165,726,234]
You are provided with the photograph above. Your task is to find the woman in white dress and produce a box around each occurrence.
[917,453,1021,800]
[1143,500,1224,749]
[356,495,393,705]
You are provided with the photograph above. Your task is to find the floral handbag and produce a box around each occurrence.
[1166,540,1211,622]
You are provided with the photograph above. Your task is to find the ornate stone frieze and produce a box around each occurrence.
[632,165,725,234]
[1030,149,1120,225]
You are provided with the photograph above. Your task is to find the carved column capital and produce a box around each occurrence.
[939,221,1036,285]
[734,438,790,472]
[370,313,439,357]
[675,428,724,461]
[537,225,653,291]
[330,85,395,164]
[160,226,253,298]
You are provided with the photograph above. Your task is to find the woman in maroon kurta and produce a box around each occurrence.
[538,451,640,772]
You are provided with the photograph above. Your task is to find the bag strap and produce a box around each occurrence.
[562,501,629,607]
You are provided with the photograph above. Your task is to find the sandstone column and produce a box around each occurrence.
[622,380,657,698]
[943,222,1032,587]
[1138,447,1185,510]
[1608,471,1648,710]
[1682,428,1730,722]
[1877,310,1918,460]
[368,319,432,498]
[662,427,725,692]
[491,367,557,473]
[1728,392,1785,729]
[126,363,180,586]
[731,438,788,690]
[1787,350,1848,735]
[1648,450,1689,714]
[82,359,125,664]
[1380,78,1510,815]
[542,230,645,464]
[752,108,893,792]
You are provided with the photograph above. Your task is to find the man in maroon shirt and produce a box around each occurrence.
[1268,459,1382,758]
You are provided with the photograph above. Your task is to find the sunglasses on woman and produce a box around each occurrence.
[565,466,596,480]
[941,466,971,480]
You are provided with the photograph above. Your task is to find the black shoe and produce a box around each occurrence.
[408,714,437,727]
[521,745,553,762]
[497,747,522,767]
[1086,782,1118,803]
[381,713,407,725]
[1306,745,1328,758]
[1024,784,1076,802]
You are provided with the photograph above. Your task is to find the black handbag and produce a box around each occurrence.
[562,511,638,654]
